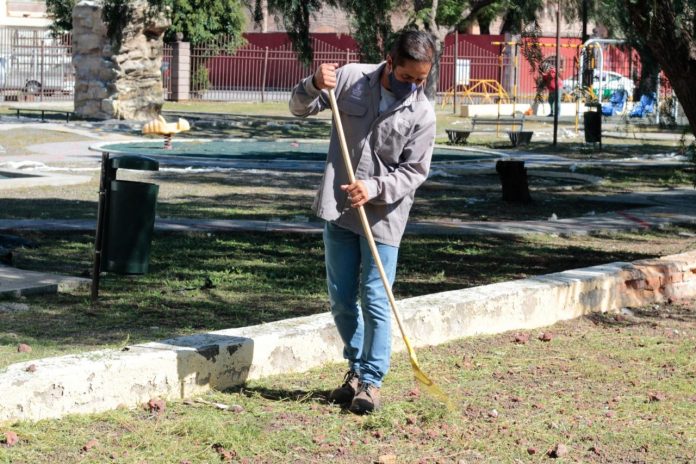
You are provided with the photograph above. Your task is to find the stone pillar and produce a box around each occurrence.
[72,0,170,120]
[171,35,190,102]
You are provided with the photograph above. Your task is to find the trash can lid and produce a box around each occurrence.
[108,155,159,171]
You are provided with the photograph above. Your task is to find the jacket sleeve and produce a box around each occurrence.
[362,116,436,205]
[289,74,330,117]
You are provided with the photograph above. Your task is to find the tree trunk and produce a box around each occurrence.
[626,1,696,135]
[496,160,532,203]
[425,31,448,101]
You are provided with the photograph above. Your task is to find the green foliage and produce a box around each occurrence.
[191,65,210,93]
[101,0,133,52]
[499,0,544,33]
[165,0,245,46]
[46,0,245,49]
[520,21,545,102]
[343,0,396,62]
[45,0,75,33]
[434,0,470,27]
[263,0,327,66]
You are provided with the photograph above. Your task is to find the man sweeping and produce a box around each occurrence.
[289,30,436,414]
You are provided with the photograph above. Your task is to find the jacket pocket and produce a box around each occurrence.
[339,99,368,117]
[375,125,410,164]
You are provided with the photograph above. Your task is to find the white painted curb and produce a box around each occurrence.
[1,251,694,421]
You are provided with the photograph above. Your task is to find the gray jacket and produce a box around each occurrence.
[289,62,435,247]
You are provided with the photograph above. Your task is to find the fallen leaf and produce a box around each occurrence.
[212,443,236,462]
[547,443,568,458]
[82,439,98,452]
[514,333,530,344]
[406,387,420,398]
[147,398,166,415]
[2,431,19,447]
[229,404,245,413]
[17,343,31,353]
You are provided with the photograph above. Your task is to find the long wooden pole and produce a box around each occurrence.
[327,88,447,401]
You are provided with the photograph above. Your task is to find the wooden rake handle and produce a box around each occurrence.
[327,88,417,360]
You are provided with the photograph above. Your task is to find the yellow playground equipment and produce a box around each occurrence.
[441,79,511,108]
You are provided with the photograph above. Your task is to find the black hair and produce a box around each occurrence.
[389,30,436,67]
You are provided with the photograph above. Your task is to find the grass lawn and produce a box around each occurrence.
[2,227,696,369]
[1,299,694,463]
[1,103,695,461]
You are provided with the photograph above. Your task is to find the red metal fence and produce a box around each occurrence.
[0,26,671,109]
[165,32,671,106]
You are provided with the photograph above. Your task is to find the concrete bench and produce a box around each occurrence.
[446,116,533,147]
[10,105,74,123]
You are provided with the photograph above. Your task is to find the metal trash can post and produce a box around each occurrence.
[91,154,159,302]
[583,103,602,150]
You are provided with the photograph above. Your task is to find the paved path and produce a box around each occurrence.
[0,189,695,238]
[1,117,694,297]
[0,264,89,297]
[3,189,695,297]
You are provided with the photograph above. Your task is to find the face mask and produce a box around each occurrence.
[388,70,417,100]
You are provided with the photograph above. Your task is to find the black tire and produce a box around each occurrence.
[23,80,41,95]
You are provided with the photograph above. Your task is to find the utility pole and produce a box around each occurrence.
[553,0,561,147]
[581,0,589,43]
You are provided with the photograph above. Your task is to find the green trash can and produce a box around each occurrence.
[101,155,159,274]
[583,110,602,144]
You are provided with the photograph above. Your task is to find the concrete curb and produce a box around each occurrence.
[2,251,695,422]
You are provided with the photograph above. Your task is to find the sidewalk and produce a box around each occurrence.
[1,189,695,298]
[0,189,694,237]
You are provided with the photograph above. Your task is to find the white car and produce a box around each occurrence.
[562,70,634,100]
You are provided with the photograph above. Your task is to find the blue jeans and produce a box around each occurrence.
[323,221,399,388]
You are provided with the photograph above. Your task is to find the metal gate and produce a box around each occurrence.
[0,27,73,102]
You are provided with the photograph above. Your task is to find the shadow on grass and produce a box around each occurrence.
[585,304,696,328]
[0,198,98,220]
[234,385,331,404]
[1,229,673,349]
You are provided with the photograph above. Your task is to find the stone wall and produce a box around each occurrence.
[72,0,169,120]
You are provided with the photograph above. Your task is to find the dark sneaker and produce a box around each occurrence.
[329,370,360,404]
[349,382,381,414]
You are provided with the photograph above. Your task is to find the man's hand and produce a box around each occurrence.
[341,181,369,208]
[313,63,338,90]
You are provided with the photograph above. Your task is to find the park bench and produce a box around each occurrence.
[446,116,533,147]
[10,104,74,123]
